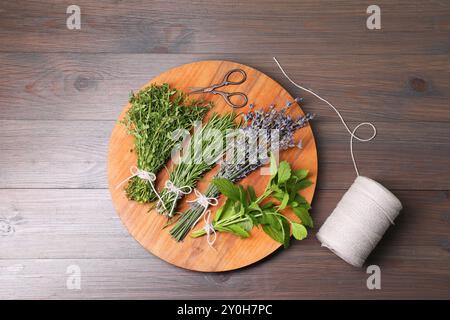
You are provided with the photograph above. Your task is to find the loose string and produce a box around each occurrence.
[164,180,192,217]
[273,57,377,176]
[115,166,166,209]
[202,210,217,247]
[187,189,219,229]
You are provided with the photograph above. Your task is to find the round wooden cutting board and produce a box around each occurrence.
[108,60,318,272]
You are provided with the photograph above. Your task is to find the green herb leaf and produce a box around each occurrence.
[278,192,290,210]
[262,222,284,244]
[239,185,248,208]
[294,179,313,190]
[217,224,250,238]
[281,218,291,248]
[239,218,253,232]
[293,206,313,227]
[293,169,309,180]
[261,202,275,210]
[277,161,291,183]
[248,202,262,212]
[212,178,241,201]
[291,222,308,240]
[247,186,257,202]
[214,198,234,222]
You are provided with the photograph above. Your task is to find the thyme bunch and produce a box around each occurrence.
[122,84,210,202]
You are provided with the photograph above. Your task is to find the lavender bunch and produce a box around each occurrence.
[170,101,314,241]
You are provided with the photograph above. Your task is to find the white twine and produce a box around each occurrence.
[115,166,166,208]
[163,180,192,217]
[187,189,219,229]
[202,210,217,247]
[316,176,402,267]
[273,57,377,176]
[273,57,402,267]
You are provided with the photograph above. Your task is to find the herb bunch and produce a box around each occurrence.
[157,112,238,217]
[191,154,314,248]
[122,84,210,202]
[170,103,313,241]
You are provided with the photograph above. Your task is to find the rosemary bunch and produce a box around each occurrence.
[122,83,210,203]
[170,103,314,241]
[156,112,238,217]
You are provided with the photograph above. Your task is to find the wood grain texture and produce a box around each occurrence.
[1,53,449,121]
[0,1,449,54]
[0,189,448,299]
[0,0,449,298]
[107,60,318,271]
[1,120,448,190]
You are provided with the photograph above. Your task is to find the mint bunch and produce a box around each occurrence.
[191,154,313,248]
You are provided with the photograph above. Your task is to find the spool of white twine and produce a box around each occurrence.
[316,176,402,267]
[274,57,403,267]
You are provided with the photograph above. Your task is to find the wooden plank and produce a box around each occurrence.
[0,120,449,190]
[0,189,448,299]
[0,53,449,121]
[0,189,448,259]
[0,1,448,54]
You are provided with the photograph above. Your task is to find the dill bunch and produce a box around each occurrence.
[156,112,239,217]
[122,83,210,203]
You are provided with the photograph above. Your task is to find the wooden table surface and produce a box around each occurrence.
[0,0,449,299]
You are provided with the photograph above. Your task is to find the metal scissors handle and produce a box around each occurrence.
[213,68,247,87]
[190,69,248,109]
[215,90,248,109]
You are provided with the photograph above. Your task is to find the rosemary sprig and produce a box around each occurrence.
[122,83,210,203]
[156,112,239,217]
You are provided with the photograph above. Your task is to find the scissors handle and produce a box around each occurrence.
[222,69,247,85]
[217,91,248,109]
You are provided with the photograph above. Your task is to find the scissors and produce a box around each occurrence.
[189,69,248,109]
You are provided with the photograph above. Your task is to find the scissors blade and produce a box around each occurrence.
[189,87,208,94]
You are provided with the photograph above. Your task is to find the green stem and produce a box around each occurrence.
[191,211,293,239]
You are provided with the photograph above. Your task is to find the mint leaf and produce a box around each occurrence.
[291,222,308,240]
[262,223,284,244]
[261,202,275,210]
[213,178,240,201]
[293,206,313,227]
[248,202,262,212]
[277,161,291,183]
[239,218,253,232]
[293,169,309,180]
[217,224,250,238]
[278,192,289,210]
[281,218,290,248]
[247,186,257,202]
[238,185,248,208]
[214,198,234,222]
[295,179,313,190]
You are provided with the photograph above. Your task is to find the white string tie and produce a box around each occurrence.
[187,189,219,229]
[115,166,166,207]
[202,210,217,247]
[163,180,192,217]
